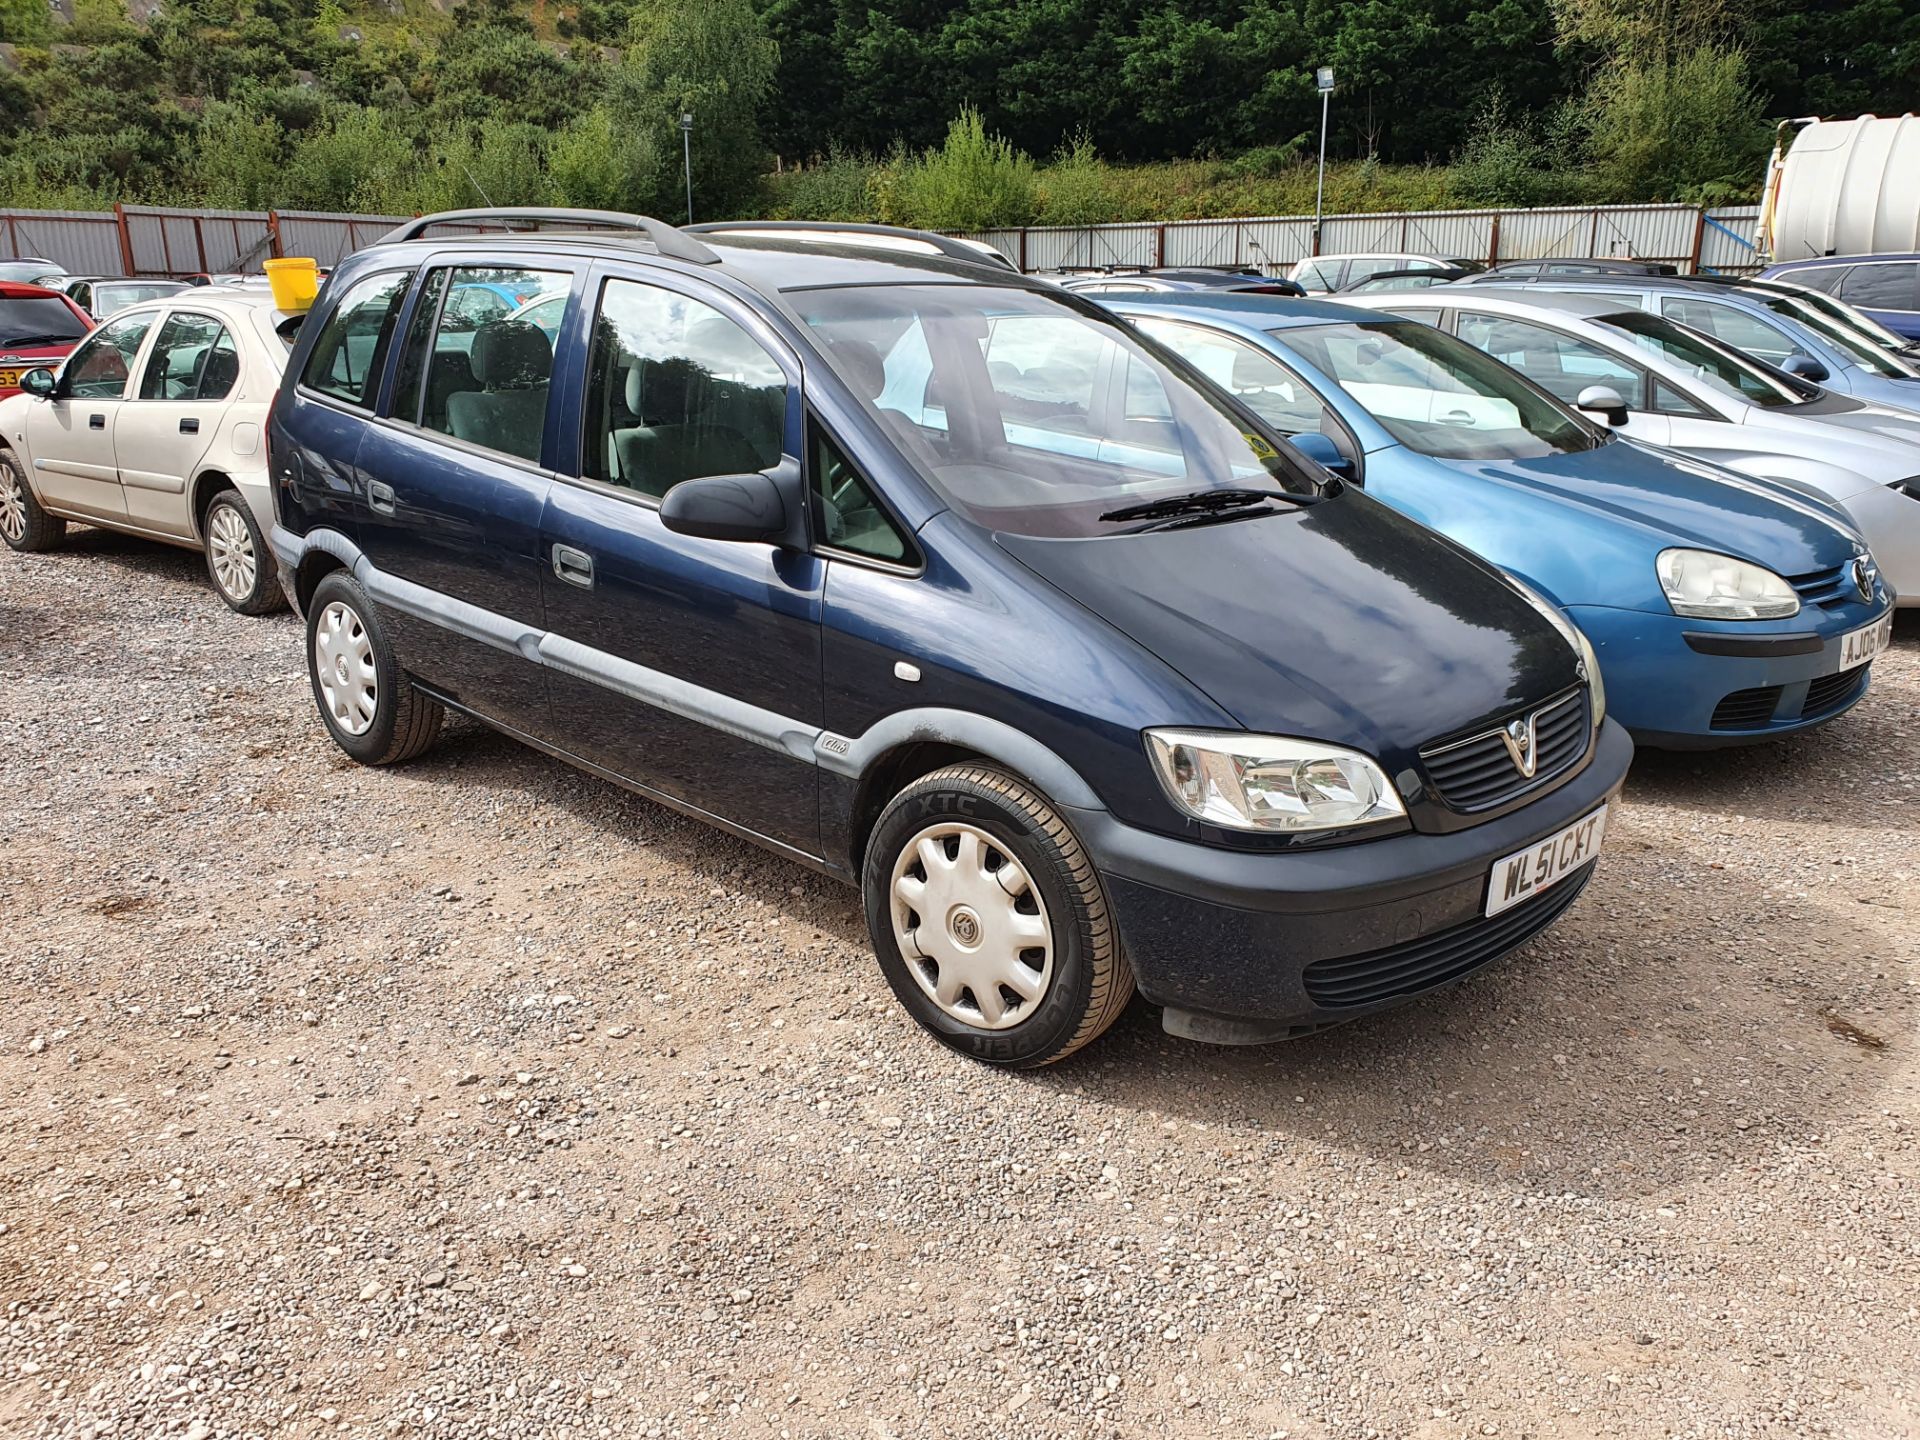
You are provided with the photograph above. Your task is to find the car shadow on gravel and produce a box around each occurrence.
[40,524,207,584]
[1041,841,1911,1202]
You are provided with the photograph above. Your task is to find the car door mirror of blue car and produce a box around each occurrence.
[1574,385,1629,426]
[20,368,57,399]
[1288,430,1355,478]
[659,457,805,547]
[1779,352,1829,383]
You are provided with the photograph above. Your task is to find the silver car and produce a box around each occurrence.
[1342,288,1920,604]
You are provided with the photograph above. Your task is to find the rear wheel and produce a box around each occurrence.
[0,447,65,553]
[305,570,442,765]
[202,488,285,615]
[863,764,1134,1066]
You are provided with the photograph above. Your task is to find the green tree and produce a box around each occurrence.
[612,0,778,218]
[891,106,1036,230]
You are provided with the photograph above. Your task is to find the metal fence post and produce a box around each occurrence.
[112,202,136,277]
[1689,209,1707,273]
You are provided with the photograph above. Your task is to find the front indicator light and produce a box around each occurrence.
[1144,730,1406,833]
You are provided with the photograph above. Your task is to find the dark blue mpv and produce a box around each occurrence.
[268,210,1633,1065]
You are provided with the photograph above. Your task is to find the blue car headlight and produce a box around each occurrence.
[1656,548,1800,620]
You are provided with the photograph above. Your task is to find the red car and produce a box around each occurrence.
[0,281,94,399]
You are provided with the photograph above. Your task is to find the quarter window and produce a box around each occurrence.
[138,312,240,401]
[812,424,908,562]
[408,266,565,462]
[583,278,788,498]
[64,311,156,400]
[1838,263,1919,311]
[1455,312,1645,408]
[300,270,412,409]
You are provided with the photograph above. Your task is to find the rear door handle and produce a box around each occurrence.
[552,544,594,589]
[88,413,104,430]
[368,479,396,516]
[179,417,199,435]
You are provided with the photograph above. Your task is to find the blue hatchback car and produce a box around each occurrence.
[1103,293,1895,747]
[268,210,1632,1062]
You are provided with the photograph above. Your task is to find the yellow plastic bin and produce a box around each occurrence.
[263,257,320,313]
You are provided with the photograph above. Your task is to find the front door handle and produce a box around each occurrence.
[552,544,594,589]
[88,413,104,430]
[368,479,396,516]
[179,417,199,435]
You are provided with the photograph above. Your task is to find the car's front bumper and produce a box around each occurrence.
[1569,599,1891,747]
[1067,718,1632,1041]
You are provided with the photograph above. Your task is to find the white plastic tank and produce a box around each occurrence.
[1764,114,1920,260]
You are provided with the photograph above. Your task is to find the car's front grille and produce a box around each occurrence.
[1421,688,1589,811]
[1301,866,1594,1010]
[1711,685,1782,729]
[1788,562,1858,610]
[1804,665,1868,717]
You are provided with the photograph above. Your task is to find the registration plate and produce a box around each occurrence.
[1838,612,1893,670]
[1485,804,1607,918]
[0,370,17,389]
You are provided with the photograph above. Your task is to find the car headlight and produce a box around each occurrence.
[1656,548,1799,620]
[1503,573,1607,726]
[1144,730,1406,833]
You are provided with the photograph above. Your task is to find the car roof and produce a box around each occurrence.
[356,228,1050,296]
[0,280,75,299]
[1100,291,1367,327]
[1344,288,1632,320]
[1768,252,1920,266]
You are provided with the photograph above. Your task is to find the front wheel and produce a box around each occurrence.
[0,447,66,553]
[863,764,1135,1067]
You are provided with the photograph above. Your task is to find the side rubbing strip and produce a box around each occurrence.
[537,634,821,762]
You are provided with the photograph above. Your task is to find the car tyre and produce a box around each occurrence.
[202,488,286,615]
[863,763,1135,1066]
[305,570,443,765]
[0,446,66,553]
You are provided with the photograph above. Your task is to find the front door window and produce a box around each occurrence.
[65,312,156,400]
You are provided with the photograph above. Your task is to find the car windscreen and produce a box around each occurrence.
[1596,310,1808,408]
[1758,293,1917,377]
[788,283,1321,538]
[0,296,88,347]
[1275,319,1600,460]
[97,283,185,312]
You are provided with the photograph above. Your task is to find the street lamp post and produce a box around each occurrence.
[680,113,695,225]
[1313,66,1335,256]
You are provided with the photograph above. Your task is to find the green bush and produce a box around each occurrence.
[765,148,881,221]
[1450,91,1545,208]
[1583,45,1768,202]
[1035,134,1124,227]
[892,107,1036,231]
[549,105,661,212]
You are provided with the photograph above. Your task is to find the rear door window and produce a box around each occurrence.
[402,265,567,463]
[138,311,240,400]
[300,270,412,409]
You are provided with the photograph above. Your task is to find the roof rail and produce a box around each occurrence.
[376,209,719,265]
[684,221,1017,271]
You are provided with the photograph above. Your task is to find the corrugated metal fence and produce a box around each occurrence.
[0,201,1764,277]
[962,203,1764,275]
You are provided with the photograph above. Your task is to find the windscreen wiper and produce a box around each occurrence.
[0,334,79,348]
[1098,486,1318,524]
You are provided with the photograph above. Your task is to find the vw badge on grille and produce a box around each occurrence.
[1501,715,1538,778]
[1852,556,1877,604]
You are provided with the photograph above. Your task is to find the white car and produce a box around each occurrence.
[1341,287,1920,605]
[1288,252,1484,293]
[0,288,299,613]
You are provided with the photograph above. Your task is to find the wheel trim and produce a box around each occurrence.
[0,459,26,544]
[207,503,256,599]
[314,601,378,736]
[890,821,1054,1030]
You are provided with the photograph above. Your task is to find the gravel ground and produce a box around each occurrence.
[1,528,1917,1440]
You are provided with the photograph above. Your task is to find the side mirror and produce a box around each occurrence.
[1288,430,1355,478]
[1780,352,1829,382]
[659,468,789,544]
[1574,385,1629,426]
[19,368,56,398]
